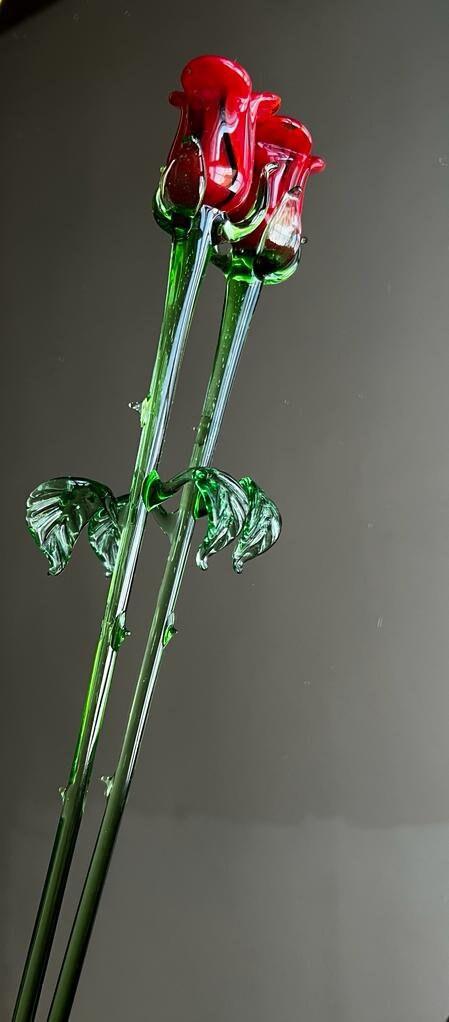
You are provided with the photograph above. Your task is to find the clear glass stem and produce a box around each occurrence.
[47,273,263,1021]
[12,206,216,1022]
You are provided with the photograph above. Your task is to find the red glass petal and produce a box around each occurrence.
[180,55,252,101]
[309,154,326,173]
[250,91,282,120]
[166,57,282,214]
[256,114,313,156]
[234,112,325,252]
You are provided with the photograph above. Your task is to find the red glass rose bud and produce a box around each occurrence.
[236,115,325,279]
[166,54,281,214]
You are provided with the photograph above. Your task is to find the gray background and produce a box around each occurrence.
[2,1,449,1018]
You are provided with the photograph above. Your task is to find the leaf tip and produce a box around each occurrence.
[196,548,208,571]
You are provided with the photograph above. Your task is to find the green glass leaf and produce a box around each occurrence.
[88,495,129,577]
[232,476,282,573]
[26,477,114,576]
[193,468,250,571]
[142,466,279,573]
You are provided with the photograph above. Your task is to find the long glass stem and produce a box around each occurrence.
[47,273,263,1020]
[13,206,216,1022]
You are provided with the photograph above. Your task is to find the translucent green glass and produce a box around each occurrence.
[143,466,281,571]
[9,38,330,1016]
[15,163,291,1020]
[13,206,216,1022]
[46,270,265,1020]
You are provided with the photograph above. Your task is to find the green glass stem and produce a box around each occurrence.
[47,272,263,1021]
[13,206,216,1022]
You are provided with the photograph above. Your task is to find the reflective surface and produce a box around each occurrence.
[2,1,449,1020]
[13,201,218,1022]
[142,465,281,571]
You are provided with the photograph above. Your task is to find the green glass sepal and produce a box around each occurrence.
[153,138,207,236]
[216,163,279,244]
[260,252,302,286]
[212,185,307,285]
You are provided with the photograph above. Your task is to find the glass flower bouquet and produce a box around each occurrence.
[13,55,325,1020]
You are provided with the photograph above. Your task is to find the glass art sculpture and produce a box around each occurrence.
[13,55,325,1020]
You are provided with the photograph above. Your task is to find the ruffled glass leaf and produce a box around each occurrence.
[193,468,250,570]
[88,495,129,577]
[232,476,282,573]
[26,477,113,576]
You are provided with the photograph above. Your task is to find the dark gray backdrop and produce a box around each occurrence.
[2,1,449,1019]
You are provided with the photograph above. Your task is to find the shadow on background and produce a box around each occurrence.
[0,0,60,32]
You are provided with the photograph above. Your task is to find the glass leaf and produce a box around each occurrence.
[232,476,282,573]
[26,477,114,576]
[193,468,250,570]
[88,495,129,577]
